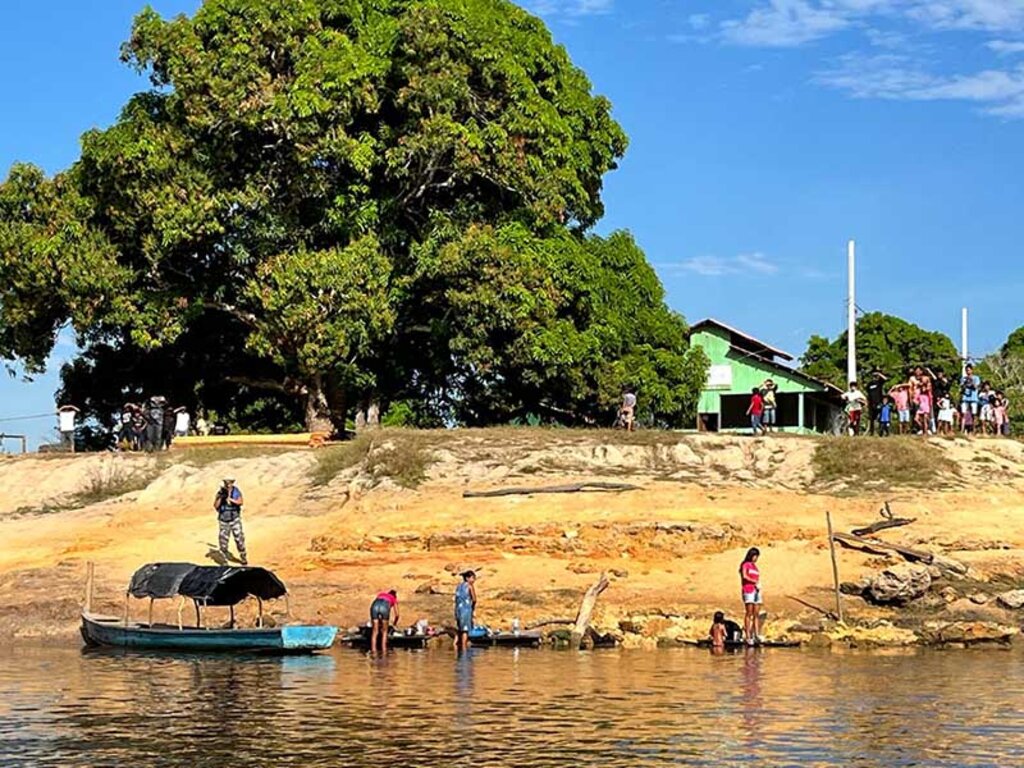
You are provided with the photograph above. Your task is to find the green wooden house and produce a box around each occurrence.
[688,319,844,434]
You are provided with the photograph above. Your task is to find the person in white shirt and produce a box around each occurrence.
[842,383,867,436]
[57,405,80,452]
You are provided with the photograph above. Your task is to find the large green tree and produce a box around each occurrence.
[800,312,959,386]
[1,0,704,432]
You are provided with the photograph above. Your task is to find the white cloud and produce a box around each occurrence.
[721,1,1024,48]
[522,0,613,17]
[987,38,1024,54]
[722,0,852,47]
[673,252,780,277]
[817,53,1024,116]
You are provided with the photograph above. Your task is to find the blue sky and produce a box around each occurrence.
[3,0,1024,441]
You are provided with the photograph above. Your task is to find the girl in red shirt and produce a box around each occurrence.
[739,548,762,645]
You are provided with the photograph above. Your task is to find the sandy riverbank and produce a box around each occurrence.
[2,429,1023,648]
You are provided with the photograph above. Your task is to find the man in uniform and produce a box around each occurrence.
[214,477,248,565]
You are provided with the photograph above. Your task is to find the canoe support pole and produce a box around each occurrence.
[84,562,94,614]
[257,597,264,628]
[229,604,235,629]
[177,597,185,630]
[147,598,154,628]
[123,593,130,626]
[194,599,202,629]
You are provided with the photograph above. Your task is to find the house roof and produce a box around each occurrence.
[744,350,845,396]
[689,318,794,362]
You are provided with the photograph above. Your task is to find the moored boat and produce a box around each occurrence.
[80,562,338,654]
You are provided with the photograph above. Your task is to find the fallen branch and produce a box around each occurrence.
[786,595,839,621]
[832,532,968,575]
[571,572,610,649]
[851,517,916,536]
[463,482,640,498]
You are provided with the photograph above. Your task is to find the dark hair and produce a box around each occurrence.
[751,387,760,395]
[713,611,724,623]
[388,589,397,597]
[739,547,760,575]
[461,570,475,580]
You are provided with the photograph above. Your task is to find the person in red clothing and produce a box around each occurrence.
[739,548,763,645]
[746,387,767,436]
[369,589,399,654]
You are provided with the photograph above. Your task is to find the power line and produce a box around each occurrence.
[0,413,55,423]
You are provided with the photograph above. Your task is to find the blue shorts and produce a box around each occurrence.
[898,410,911,423]
[763,408,776,425]
[742,588,763,605]
[370,598,391,622]
[751,414,763,431]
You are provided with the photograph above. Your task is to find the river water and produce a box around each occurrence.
[1,644,1022,766]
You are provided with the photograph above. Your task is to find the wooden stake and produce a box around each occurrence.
[177,597,185,630]
[257,598,264,628]
[123,593,130,626]
[147,598,154,628]
[229,604,235,629]
[826,511,844,624]
[194,600,202,629]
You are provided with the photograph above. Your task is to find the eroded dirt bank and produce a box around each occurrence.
[2,430,1023,648]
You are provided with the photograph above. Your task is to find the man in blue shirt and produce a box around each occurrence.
[214,478,248,565]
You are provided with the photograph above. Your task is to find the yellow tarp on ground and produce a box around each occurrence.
[172,434,313,448]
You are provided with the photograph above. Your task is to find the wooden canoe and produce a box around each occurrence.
[81,613,337,654]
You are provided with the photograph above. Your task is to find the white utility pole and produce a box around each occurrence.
[961,307,969,376]
[847,240,857,385]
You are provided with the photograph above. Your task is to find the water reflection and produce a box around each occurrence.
[0,645,1022,766]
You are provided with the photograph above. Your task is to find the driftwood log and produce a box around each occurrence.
[571,572,610,649]
[463,482,639,498]
[832,532,968,575]
[787,595,839,621]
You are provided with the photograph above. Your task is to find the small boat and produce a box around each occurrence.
[468,627,543,648]
[80,562,338,654]
[342,626,438,650]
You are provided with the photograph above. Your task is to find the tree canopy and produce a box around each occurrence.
[800,312,960,386]
[1,0,706,433]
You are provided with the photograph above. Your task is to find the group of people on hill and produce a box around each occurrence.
[116,397,194,452]
[842,364,1011,437]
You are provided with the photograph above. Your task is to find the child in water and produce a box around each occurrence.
[710,611,727,650]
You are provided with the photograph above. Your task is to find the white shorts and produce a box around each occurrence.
[742,589,762,605]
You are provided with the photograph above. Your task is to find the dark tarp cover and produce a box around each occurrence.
[128,563,287,606]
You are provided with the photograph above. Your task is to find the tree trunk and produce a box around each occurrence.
[304,375,334,435]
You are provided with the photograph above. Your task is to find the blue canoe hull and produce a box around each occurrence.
[81,614,337,653]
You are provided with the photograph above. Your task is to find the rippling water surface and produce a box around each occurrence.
[1,644,1022,766]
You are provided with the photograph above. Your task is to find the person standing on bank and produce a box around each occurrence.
[739,548,762,645]
[454,570,477,652]
[214,477,248,565]
[369,589,399,654]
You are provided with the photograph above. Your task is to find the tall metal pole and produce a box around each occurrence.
[961,307,969,375]
[847,240,857,385]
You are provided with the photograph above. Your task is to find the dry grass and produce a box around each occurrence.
[310,437,373,487]
[311,430,436,489]
[70,463,163,507]
[812,437,959,490]
[174,445,298,468]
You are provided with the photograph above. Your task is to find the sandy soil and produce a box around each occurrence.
[2,431,1023,646]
